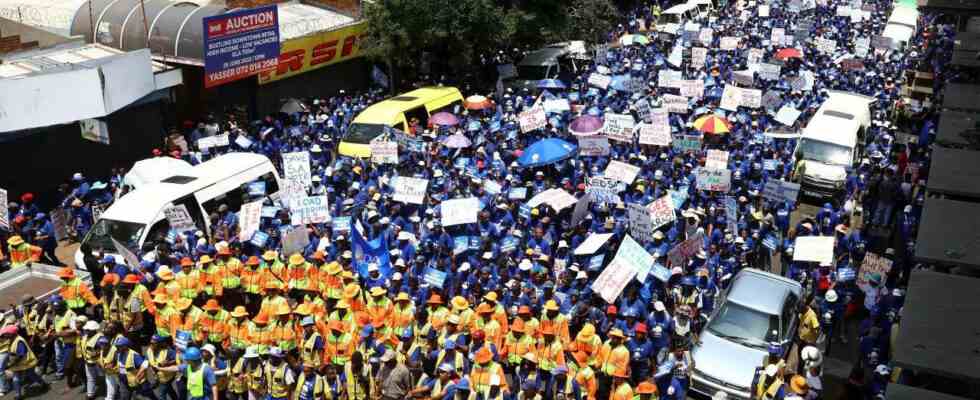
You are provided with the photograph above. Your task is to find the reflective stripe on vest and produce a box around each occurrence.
[267,363,290,398]
[187,365,205,398]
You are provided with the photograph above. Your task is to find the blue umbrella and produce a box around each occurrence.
[609,75,630,91]
[537,79,566,89]
[518,138,578,167]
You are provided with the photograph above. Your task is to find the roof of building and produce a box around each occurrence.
[0,42,172,78]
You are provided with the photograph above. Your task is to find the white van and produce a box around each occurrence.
[882,7,918,50]
[795,91,874,200]
[75,153,281,270]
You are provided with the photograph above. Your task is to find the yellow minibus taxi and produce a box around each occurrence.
[338,86,464,157]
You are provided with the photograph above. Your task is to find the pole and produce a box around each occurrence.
[140,0,150,49]
[87,0,95,42]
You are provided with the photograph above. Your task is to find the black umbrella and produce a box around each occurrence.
[280,98,307,114]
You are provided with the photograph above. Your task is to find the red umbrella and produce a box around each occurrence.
[774,48,803,60]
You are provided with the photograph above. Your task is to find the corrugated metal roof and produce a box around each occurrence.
[0,42,173,78]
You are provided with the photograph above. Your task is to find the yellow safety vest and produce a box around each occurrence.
[119,349,146,387]
[7,336,37,372]
[220,260,242,289]
[301,332,323,369]
[149,348,178,383]
[247,362,265,392]
[293,372,326,400]
[83,333,104,363]
[266,363,290,399]
[228,358,247,394]
[343,363,371,400]
[187,365,205,398]
[54,310,77,342]
[755,377,784,400]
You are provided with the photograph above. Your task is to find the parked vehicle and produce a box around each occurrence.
[691,268,804,400]
[795,91,874,200]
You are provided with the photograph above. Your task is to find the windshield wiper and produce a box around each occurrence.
[714,333,767,348]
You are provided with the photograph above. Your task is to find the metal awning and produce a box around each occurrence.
[915,197,980,268]
[942,83,980,113]
[926,147,980,198]
[893,270,980,382]
[935,111,979,147]
[886,383,972,400]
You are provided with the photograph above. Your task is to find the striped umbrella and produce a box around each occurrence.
[693,114,733,135]
[464,95,494,110]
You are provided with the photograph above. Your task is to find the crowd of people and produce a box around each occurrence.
[0,0,960,399]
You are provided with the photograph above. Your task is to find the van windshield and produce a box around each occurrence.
[516,64,552,80]
[82,219,145,252]
[799,138,852,166]
[345,123,385,144]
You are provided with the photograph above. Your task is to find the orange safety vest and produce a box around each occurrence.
[8,243,39,267]
[365,297,392,327]
[271,319,297,351]
[599,343,630,377]
[175,270,201,299]
[201,310,229,344]
[227,318,250,350]
[390,304,415,337]
[324,332,354,365]
[240,266,266,295]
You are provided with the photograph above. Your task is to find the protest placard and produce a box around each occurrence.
[835,5,850,16]
[603,113,636,142]
[638,117,671,146]
[570,231,613,258]
[720,84,741,111]
[679,80,704,99]
[725,196,738,233]
[692,47,707,69]
[775,105,803,126]
[672,134,703,153]
[706,150,729,170]
[856,252,892,292]
[720,37,739,50]
[441,197,479,226]
[238,200,263,241]
[290,195,331,225]
[508,187,527,200]
[483,179,502,195]
[657,69,682,88]
[591,259,638,303]
[667,232,704,267]
[733,70,754,87]
[518,107,547,133]
[628,203,653,243]
[370,141,398,164]
[698,28,713,45]
[50,208,70,242]
[543,99,571,114]
[762,180,801,205]
[588,73,612,89]
[422,267,448,288]
[197,133,230,151]
[616,234,655,282]
[578,136,611,156]
[854,36,870,57]
[604,160,641,184]
[586,176,623,204]
[696,168,732,192]
[815,37,837,54]
[794,236,835,265]
[747,48,764,66]
[627,76,646,93]
[164,204,197,232]
[759,4,770,16]
[332,216,351,233]
[741,88,762,108]
[282,151,312,187]
[762,90,783,111]
[392,176,428,205]
[635,97,652,121]
[771,28,785,45]
[648,195,676,230]
[528,188,578,211]
[758,63,781,81]
[661,94,689,114]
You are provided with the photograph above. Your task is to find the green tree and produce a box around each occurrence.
[561,0,621,44]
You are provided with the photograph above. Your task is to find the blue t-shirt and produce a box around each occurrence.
[178,363,217,400]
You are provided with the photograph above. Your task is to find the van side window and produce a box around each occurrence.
[405,106,429,129]
[144,219,171,247]
[257,172,280,197]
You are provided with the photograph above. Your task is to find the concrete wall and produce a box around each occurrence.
[0,16,75,50]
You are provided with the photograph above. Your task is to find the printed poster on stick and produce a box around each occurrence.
[696,168,732,192]
[663,95,690,113]
[648,195,676,230]
[578,136,611,156]
[518,107,547,133]
[164,204,197,232]
[591,259,638,303]
[441,197,480,226]
[282,151,312,187]
[628,203,653,243]
[238,200,264,241]
[588,73,612,89]
[667,232,704,267]
[603,113,636,142]
[370,141,398,164]
[289,195,331,225]
[856,252,892,292]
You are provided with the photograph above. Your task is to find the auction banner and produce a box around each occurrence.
[203,5,280,88]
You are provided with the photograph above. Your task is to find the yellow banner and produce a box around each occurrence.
[258,21,367,84]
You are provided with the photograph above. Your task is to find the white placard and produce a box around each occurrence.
[519,107,548,133]
[591,259,638,303]
[699,28,713,45]
[588,73,612,89]
[663,94,690,113]
[815,37,837,54]
[747,48,764,66]
[543,99,571,114]
[679,80,705,99]
[603,113,637,142]
[741,88,762,108]
[370,141,399,164]
[282,151,312,187]
[574,232,614,255]
[528,188,578,211]
[720,37,740,50]
[706,150,729,170]
[721,84,741,111]
[197,133,230,150]
[793,236,835,265]
[604,160,641,184]
[290,195,331,226]
[696,168,732,191]
[628,203,653,242]
[238,200,263,241]
[775,105,803,126]
[771,28,785,45]
[657,70,682,88]
[638,111,671,146]
[692,47,707,69]
[759,4,770,16]
[164,204,197,232]
[578,136,611,156]
[392,176,429,205]
[441,197,480,226]
[648,195,676,229]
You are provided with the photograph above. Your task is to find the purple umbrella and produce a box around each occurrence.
[569,115,604,136]
[430,112,459,126]
[442,133,472,148]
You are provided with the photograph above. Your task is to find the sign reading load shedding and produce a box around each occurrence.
[203,5,280,88]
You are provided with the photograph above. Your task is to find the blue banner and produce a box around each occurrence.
[351,219,392,278]
[423,267,448,289]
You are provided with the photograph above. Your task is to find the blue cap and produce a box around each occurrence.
[101,256,115,264]
[183,347,201,361]
[681,276,697,286]
[360,325,374,339]
[114,337,131,347]
[768,343,781,355]
[96,337,109,346]
[151,334,166,343]
[444,340,456,350]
